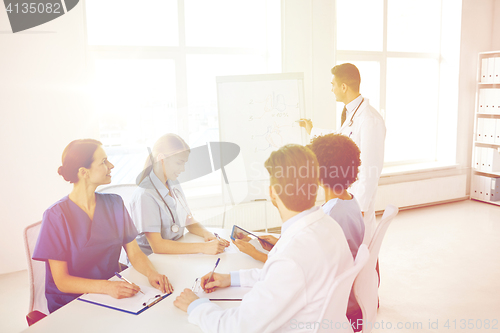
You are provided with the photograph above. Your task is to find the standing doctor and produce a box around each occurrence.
[299,63,386,243]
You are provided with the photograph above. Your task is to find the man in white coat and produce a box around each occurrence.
[174,144,353,332]
[299,63,386,244]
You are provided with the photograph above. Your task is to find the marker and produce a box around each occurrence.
[205,258,221,292]
[114,272,145,295]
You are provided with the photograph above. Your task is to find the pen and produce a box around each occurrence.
[214,233,221,240]
[114,272,145,295]
[205,258,220,291]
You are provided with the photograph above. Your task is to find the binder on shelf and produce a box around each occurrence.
[488,57,495,83]
[481,147,488,171]
[478,89,485,113]
[477,118,485,142]
[481,58,488,83]
[471,175,481,200]
[495,89,500,114]
[484,147,500,172]
[495,119,500,145]
[484,89,491,114]
[483,176,491,201]
[474,146,482,170]
[495,57,500,83]
[491,88,498,113]
[490,177,500,201]
[484,119,496,144]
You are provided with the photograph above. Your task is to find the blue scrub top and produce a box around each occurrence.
[32,193,138,313]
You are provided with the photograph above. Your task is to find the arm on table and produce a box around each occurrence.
[124,239,173,294]
[145,231,225,255]
[186,221,230,246]
[48,259,140,299]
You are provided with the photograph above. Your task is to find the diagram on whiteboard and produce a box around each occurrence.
[217,73,306,202]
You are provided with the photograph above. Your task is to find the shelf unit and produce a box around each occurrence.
[471,51,500,205]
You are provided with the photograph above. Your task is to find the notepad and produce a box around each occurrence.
[194,280,252,301]
[78,285,169,315]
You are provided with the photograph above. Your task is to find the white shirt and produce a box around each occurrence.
[187,207,353,333]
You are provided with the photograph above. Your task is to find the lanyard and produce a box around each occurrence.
[347,98,364,127]
[149,175,179,233]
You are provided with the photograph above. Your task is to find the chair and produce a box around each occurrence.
[353,204,399,333]
[98,184,138,265]
[23,221,48,326]
[314,245,370,333]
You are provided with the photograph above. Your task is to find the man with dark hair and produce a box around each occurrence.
[174,144,353,332]
[299,63,386,244]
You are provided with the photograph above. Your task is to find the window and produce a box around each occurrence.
[85,0,281,185]
[335,0,461,168]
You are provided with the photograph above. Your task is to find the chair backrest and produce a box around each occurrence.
[98,184,138,209]
[353,204,398,333]
[314,245,370,333]
[23,221,49,316]
[98,184,138,265]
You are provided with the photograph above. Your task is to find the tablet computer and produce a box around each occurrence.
[230,225,273,247]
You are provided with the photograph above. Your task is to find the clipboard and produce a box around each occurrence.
[78,285,170,315]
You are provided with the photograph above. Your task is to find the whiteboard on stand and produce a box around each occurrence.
[217,72,307,204]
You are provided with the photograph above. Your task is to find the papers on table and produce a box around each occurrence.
[193,279,252,301]
[78,285,169,315]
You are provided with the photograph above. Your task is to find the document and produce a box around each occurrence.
[194,283,253,301]
[78,285,169,315]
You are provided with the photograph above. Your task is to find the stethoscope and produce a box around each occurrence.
[149,175,192,233]
[347,98,364,127]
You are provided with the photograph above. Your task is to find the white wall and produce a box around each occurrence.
[493,0,500,50]
[0,5,94,274]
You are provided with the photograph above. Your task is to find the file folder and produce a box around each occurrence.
[471,175,481,200]
[481,147,488,171]
[474,146,482,170]
[483,176,490,201]
[495,57,500,83]
[478,89,485,113]
[484,89,491,114]
[495,89,500,115]
[495,120,500,145]
[484,119,496,144]
[490,177,500,201]
[481,58,488,83]
[477,118,485,142]
[488,57,495,83]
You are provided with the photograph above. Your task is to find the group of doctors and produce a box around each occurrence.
[32,63,386,332]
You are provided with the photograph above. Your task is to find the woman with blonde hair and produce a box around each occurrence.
[33,139,172,313]
[130,133,229,255]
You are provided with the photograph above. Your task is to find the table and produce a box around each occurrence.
[22,229,271,333]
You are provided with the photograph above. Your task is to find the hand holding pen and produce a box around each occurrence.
[200,258,231,293]
[114,272,145,295]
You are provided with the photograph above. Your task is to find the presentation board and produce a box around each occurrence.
[217,72,306,203]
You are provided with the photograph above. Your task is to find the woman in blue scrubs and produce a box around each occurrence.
[130,133,229,255]
[33,139,173,313]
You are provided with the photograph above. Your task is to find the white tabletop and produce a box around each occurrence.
[22,228,274,333]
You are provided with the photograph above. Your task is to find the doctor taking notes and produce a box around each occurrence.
[298,63,386,244]
[174,144,353,332]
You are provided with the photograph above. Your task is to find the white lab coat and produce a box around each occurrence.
[310,98,386,243]
[188,208,353,333]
